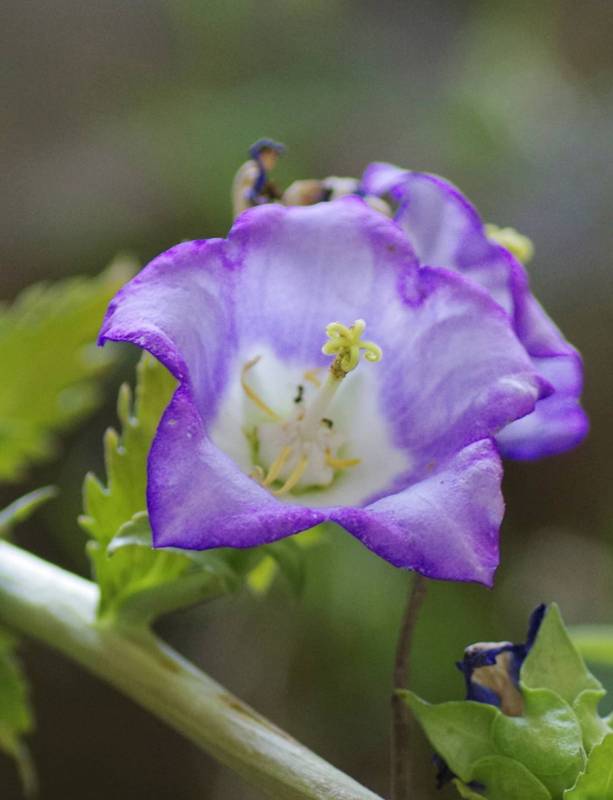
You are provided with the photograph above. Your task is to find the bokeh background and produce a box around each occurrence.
[2,1,612,797]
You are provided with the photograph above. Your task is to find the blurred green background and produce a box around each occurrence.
[2,0,612,797]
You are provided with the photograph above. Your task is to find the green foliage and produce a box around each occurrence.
[80,353,317,625]
[564,734,613,799]
[0,259,134,482]
[492,689,584,796]
[0,631,37,798]
[0,487,57,539]
[404,604,613,800]
[402,695,498,783]
[522,605,602,705]
[0,490,54,797]
[467,756,551,800]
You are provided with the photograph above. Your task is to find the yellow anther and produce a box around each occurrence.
[273,454,309,496]
[485,224,534,264]
[325,450,361,470]
[322,319,383,375]
[241,357,280,421]
[303,369,322,388]
[263,446,293,486]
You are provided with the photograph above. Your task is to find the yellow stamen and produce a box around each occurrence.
[273,454,309,496]
[250,465,265,482]
[303,369,322,388]
[322,319,382,374]
[241,357,280,421]
[325,450,361,470]
[485,223,534,264]
[263,446,293,486]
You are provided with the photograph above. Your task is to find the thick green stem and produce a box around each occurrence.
[0,541,383,800]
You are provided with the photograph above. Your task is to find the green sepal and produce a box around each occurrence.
[453,779,485,799]
[0,259,133,482]
[0,486,57,539]
[404,604,609,800]
[521,605,602,705]
[0,630,37,797]
[572,690,609,754]
[493,688,585,796]
[401,692,498,783]
[468,755,551,799]
[564,733,613,799]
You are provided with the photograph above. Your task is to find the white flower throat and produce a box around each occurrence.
[241,320,382,495]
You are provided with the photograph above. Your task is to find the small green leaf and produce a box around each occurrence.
[0,259,133,482]
[572,690,610,754]
[106,511,152,553]
[522,605,601,705]
[564,733,613,799]
[453,779,485,799]
[79,352,177,548]
[468,755,551,800]
[91,512,239,625]
[493,688,585,796]
[401,692,498,783]
[259,538,306,596]
[0,631,37,797]
[0,486,57,538]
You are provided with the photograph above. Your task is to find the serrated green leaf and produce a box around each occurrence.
[0,486,57,538]
[79,356,243,624]
[468,755,551,800]
[401,692,498,783]
[79,353,177,547]
[0,631,37,797]
[493,687,585,796]
[522,605,601,705]
[0,258,134,482]
[89,511,238,625]
[572,690,609,754]
[564,733,613,799]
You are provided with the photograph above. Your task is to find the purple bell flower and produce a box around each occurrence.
[100,198,549,585]
[361,164,588,460]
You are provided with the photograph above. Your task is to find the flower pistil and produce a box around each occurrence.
[241,320,382,496]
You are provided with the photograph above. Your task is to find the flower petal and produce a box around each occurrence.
[330,439,504,585]
[495,353,588,459]
[148,385,325,549]
[99,238,238,425]
[361,164,588,460]
[373,266,548,476]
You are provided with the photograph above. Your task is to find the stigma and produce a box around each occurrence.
[242,320,382,496]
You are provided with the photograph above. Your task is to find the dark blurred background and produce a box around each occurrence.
[2,1,612,797]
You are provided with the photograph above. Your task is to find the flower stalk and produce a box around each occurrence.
[0,540,383,800]
[391,573,428,800]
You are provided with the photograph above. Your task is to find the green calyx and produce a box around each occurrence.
[402,604,613,799]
